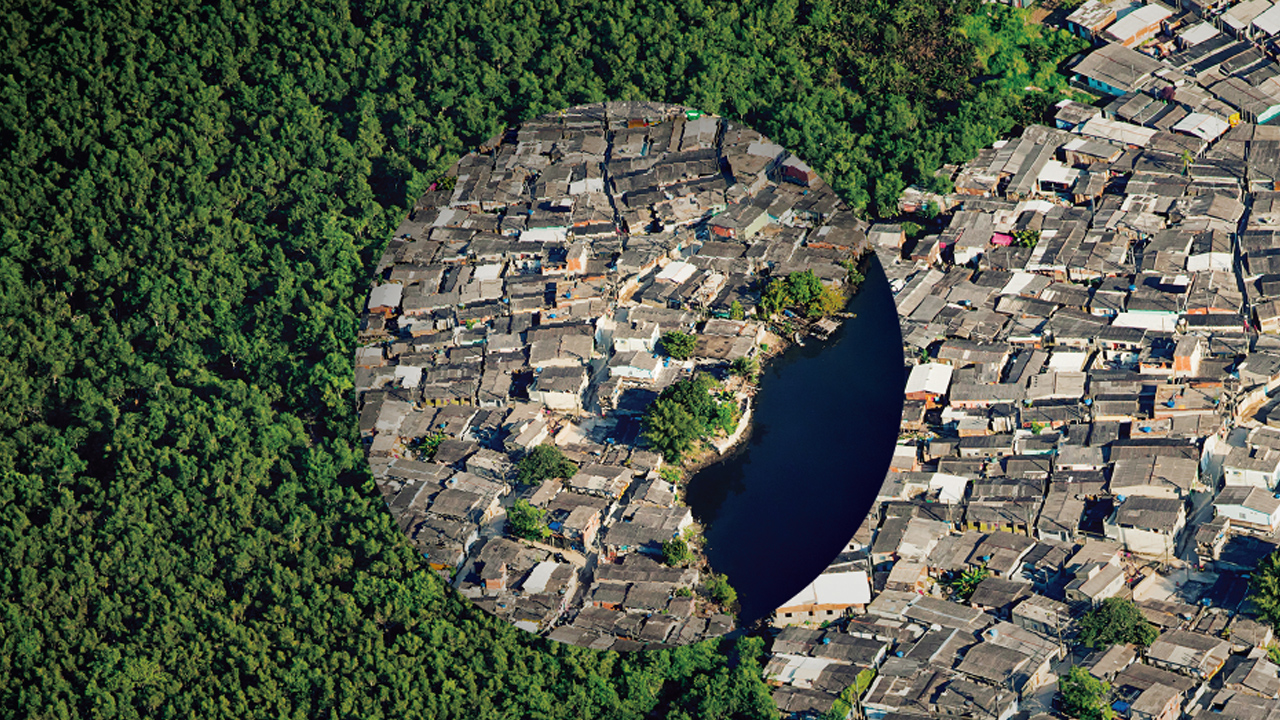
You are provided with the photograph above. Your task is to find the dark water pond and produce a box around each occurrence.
[684,255,905,623]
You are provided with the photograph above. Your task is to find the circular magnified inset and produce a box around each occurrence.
[355,101,901,649]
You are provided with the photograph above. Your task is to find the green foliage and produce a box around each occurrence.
[660,331,698,360]
[811,285,848,318]
[683,524,705,545]
[729,356,760,382]
[409,431,446,459]
[1250,549,1280,630]
[761,270,845,318]
[1078,597,1160,649]
[1013,228,1040,247]
[642,374,737,462]
[813,2,1087,215]
[643,397,704,463]
[824,668,877,720]
[0,0,1082,715]
[705,573,738,609]
[660,466,684,485]
[1060,666,1114,720]
[515,443,578,487]
[663,537,691,567]
[675,586,693,598]
[840,259,866,289]
[729,300,746,320]
[507,499,550,541]
[945,565,989,601]
[1268,642,1280,665]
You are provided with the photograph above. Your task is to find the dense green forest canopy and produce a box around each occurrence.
[0,0,1081,716]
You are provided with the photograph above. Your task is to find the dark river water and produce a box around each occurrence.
[684,255,905,624]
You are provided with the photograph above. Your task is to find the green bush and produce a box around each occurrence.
[507,499,550,541]
[705,573,738,609]
[1060,666,1113,720]
[1077,597,1159,649]
[642,374,738,462]
[660,331,698,360]
[515,444,578,487]
[663,537,690,567]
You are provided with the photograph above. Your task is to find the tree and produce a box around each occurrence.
[840,259,865,288]
[1013,228,1040,247]
[507,499,550,541]
[663,537,690,566]
[705,573,738,609]
[760,276,790,316]
[809,284,847,318]
[1059,666,1113,720]
[1250,549,1280,629]
[642,374,736,462]
[946,565,989,601]
[409,432,446,460]
[515,444,578,487]
[0,0,1092,714]
[785,270,824,309]
[642,397,703,462]
[760,270,845,318]
[660,331,698,360]
[824,668,877,720]
[1077,597,1159,649]
[729,356,759,382]
[729,300,745,320]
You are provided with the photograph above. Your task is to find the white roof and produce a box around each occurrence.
[1080,116,1157,147]
[656,260,697,284]
[1048,351,1090,373]
[568,177,604,195]
[433,207,460,227]
[1179,21,1219,47]
[905,362,954,396]
[1001,271,1047,296]
[521,560,558,594]
[472,263,503,281]
[778,570,872,610]
[1113,311,1180,332]
[368,283,403,309]
[766,654,833,687]
[1255,2,1280,36]
[1015,199,1057,216]
[1107,3,1173,42]
[1039,159,1081,187]
[394,365,423,388]
[929,473,970,504]
[1226,0,1273,31]
[1067,0,1116,28]
[520,226,569,243]
[1173,112,1230,141]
